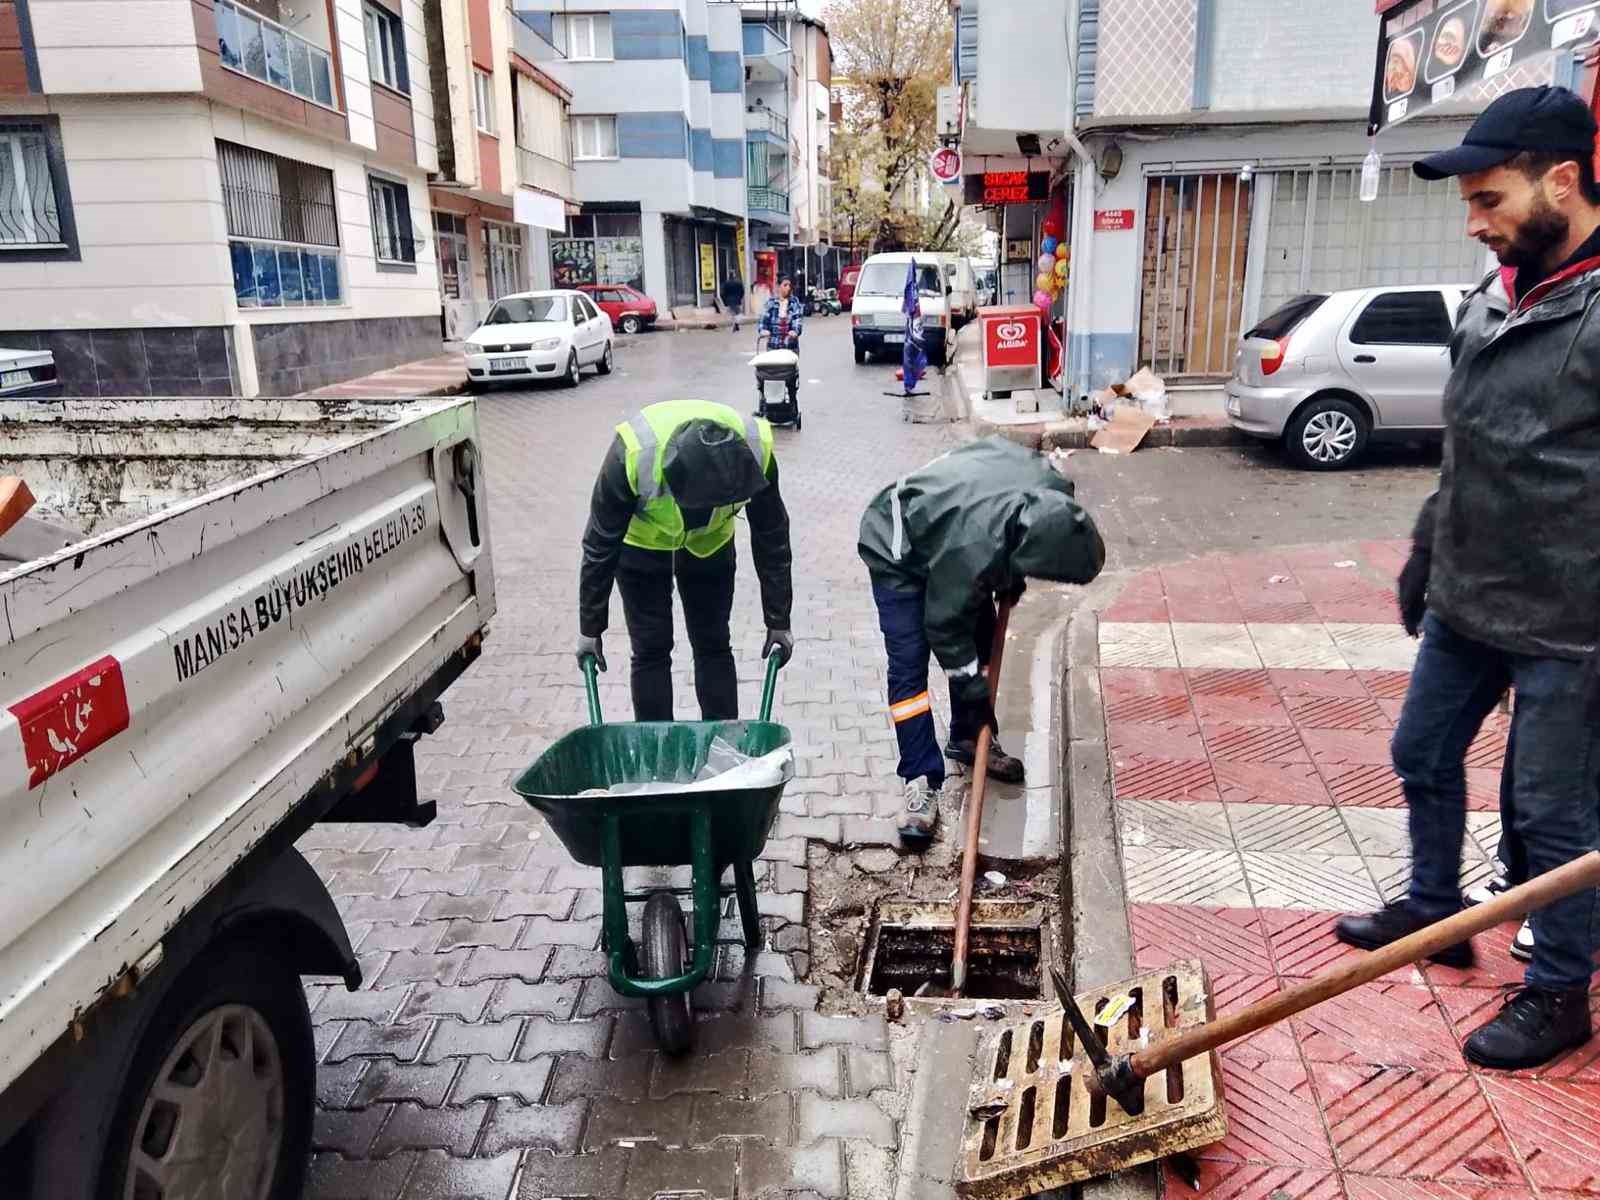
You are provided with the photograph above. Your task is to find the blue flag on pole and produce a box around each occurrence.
[901,258,927,394]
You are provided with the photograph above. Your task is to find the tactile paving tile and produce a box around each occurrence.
[1239,852,1381,912]
[1299,728,1396,767]
[1226,804,1357,855]
[1173,624,1264,670]
[1118,799,1234,851]
[1130,904,1275,976]
[1319,764,1406,809]
[1204,725,1312,765]
[1259,908,1423,985]
[1246,624,1349,671]
[1101,666,1191,699]
[1309,1063,1524,1183]
[1111,721,1208,761]
[1191,690,1295,726]
[1324,625,1420,672]
[1213,760,1333,808]
[1478,1075,1600,1193]
[1271,669,1371,700]
[1105,692,1197,725]
[1201,1052,1335,1167]
[1188,669,1275,697]
[1358,670,1413,701]
[1123,846,1253,907]
[1434,987,1600,1083]
[1208,973,1299,1060]
[1113,754,1220,804]
[1290,982,1462,1071]
[1100,623,1181,668]
[1285,693,1390,731]
[1167,1162,1344,1200]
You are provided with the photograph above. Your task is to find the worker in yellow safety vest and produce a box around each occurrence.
[577,399,794,719]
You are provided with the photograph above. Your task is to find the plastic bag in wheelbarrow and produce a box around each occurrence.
[577,737,794,797]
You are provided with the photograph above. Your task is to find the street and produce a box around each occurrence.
[295,316,1437,1199]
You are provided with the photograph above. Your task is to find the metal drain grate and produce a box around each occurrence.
[956,959,1227,1198]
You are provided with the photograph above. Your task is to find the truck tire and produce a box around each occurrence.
[27,939,314,1200]
[641,893,694,1056]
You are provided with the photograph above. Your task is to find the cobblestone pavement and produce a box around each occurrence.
[296,319,1443,1198]
[1093,541,1600,1200]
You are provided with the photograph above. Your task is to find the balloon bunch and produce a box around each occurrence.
[1031,193,1069,314]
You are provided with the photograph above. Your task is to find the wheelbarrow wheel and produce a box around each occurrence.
[641,893,694,1055]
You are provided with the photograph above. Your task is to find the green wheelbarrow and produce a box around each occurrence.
[511,655,790,1054]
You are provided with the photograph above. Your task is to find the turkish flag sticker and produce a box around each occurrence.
[9,656,131,790]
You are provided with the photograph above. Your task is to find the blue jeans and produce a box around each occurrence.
[1394,613,1600,989]
[872,583,995,786]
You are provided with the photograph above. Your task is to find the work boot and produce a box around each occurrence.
[897,778,940,845]
[1463,986,1592,1070]
[1334,901,1476,968]
[945,737,1024,784]
[1508,920,1535,963]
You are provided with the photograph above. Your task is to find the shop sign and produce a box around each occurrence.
[1094,209,1136,232]
[1369,0,1598,133]
[699,242,716,293]
[964,171,1051,206]
[930,145,963,185]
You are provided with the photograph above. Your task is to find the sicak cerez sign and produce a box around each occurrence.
[963,171,1051,205]
[1370,0,1600,133]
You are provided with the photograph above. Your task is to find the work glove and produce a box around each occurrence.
[1397,548,1431,639]
[951,670,997,734]
[762,628,795,667]
[576,634,606,672]
[1584,648,1600,728]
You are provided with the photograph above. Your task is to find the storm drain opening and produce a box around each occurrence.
[858,901,1046,1000]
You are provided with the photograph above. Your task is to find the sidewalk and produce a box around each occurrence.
[301,351,467,400]
[1083,539,1599,1200]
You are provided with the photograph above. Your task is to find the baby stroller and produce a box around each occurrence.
[751,335,802,430]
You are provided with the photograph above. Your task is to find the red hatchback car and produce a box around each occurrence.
[578,285,657,334]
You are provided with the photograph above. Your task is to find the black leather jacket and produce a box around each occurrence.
[1415,258,1600,660]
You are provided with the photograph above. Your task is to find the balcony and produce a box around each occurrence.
[215,0,336,109]
[744,106,788,142]
[518,145,576,200]
[511,13,565,65]
[748,186,790,223]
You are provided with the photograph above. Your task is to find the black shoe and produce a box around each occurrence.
[945,738,1024,784]
[753,406,767,418]
[1334,901,1476,968]
[1463,986,1592,1070]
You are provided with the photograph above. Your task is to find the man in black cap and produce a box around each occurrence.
[1336,86,1600,1070]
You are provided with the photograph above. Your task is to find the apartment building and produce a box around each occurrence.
[427,0,579,339]
[513,0,747,312]
[1,0,444,396]
[741,4,833,291]
[949,0,1547,402]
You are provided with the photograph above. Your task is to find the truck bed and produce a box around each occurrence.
[0,398,495,1096]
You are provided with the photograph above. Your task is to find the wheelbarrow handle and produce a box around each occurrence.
[581,650,780,726]
[580,654,603,727]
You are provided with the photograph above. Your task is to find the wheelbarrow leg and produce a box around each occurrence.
[733,858,762,948]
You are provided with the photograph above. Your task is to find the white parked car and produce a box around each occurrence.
[464,289,614,390]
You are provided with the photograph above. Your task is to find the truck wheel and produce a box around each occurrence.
[641,893,694,1056]
[29,940,314,1200]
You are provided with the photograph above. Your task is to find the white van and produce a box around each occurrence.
[850,252,955,367]
[939,254,979,328]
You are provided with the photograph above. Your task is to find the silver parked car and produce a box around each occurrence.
[1226,283,1474,469]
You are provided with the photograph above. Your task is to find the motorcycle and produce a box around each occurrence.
[807,286,842,317]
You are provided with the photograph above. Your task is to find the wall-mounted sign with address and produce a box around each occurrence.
[1094,209,1136,232]
[1369,0,1600,134]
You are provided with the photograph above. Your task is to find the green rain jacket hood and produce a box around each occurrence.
[858,437,1105,671]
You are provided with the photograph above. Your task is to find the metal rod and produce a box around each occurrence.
[950,598,1014,995]
[1224,169,1244,363]
[1148,178,1168,371]
[1169,176,1186,376]
[1202,174,1223,374]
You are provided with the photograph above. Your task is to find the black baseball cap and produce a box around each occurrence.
[1413,86,1597,180]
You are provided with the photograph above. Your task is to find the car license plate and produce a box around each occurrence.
[884,333,904,345]
[1,369,31,388]
[489,356,526,373]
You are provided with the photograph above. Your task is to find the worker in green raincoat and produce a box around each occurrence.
[858,437,1105,843]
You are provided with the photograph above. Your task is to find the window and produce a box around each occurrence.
[485,222,525,299]
[1350,291,1453,346]
[216,0,335,107]
[557,13,613,61]
[1,120,77,257]
[1140,172,1253,378]
[572,115,617,160]
[1247,294,1329,341]
[434,211,472,300]
[368,175,416,266]
[473,69,496,134]
[486,294,566,324]
[217,140,341,307]
[551,210,643,290]
[363,2,407,93]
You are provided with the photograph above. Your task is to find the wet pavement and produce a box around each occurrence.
[296,318,1444,1199]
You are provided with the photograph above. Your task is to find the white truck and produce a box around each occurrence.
[0,397,494,1199]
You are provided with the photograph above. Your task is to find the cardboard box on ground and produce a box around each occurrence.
[1088,367,1169,454]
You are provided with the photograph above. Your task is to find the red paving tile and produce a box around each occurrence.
[1239,599,1324,624]
[1203,1052,1337,1167]
[1165,1161,1344,1200]
[1105,691,1198,725]
[1465,769,1505,812]
[1273,670,1373,699]
[1193,691,1297,726]
[1214,759,1333,807]
[1359,671,1414,700]
[1260,909,1422,984]
[1211,973,1301,1060]
[1102,598,1173,622]
[1319,764,1406,809]
[1112,754,1221,803]
[1313,602,1404,623]
[1418,925,1527,991]
[1169,597,1249,622]
[1110,720,1209,760]
[1101,667,1191,699]
[1310,1063,1523,1184]
[1479,1076,1600,1193]
[1291,982,1463,1071]
[1288,694,1393,732]
[1342,1175,1538,1200]
[1204,724,1314,765]
[1465,727,1509,770]
[1190,668,1278,697]
[1129,905,1276,975]
[1433,987,1600,1083]
[1301,728,1397,767]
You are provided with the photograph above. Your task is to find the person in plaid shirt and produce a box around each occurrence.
[759,277,804,350]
